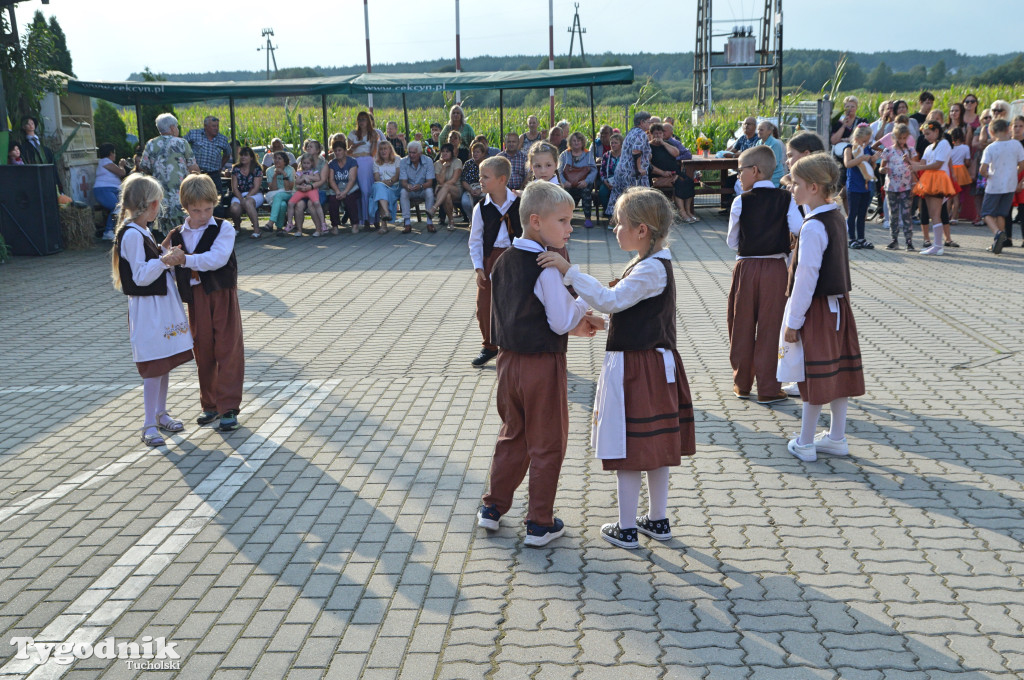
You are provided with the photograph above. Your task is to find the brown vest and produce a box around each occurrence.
[490,247,569,354]
[737,187,793,257]
[115,225,168,297]
[480,197,522,258]
[786,208,851,298]
[606,258,676,351]
[169,220,238,303]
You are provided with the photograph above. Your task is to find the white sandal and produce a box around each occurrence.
[156,411,184,433]
[140,426,165,447]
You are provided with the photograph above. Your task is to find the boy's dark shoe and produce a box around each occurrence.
[218,409,240,432]
[991,231,1006,254]
[524,518,565,547]
[197,410,219,425]
[471,348,499,367]
[477,504,501,530]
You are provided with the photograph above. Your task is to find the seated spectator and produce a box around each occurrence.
[286,152,327,235]
[648,123,696,222]
[399,141,436,233]
[432,143,463,229]
[592,125,613,161]
[440,105,475,163]
[370,140,401,233]
[7,141,25,165]
[262,138,295,170]
[473,134,500,157]
[228,146,263,233]
[549,125,567,153]
[557,120,571,141]
[661,122,689,158]
[260,150,295,237]
[327,140,360,233]
[521,115,543,155]
[755,119,786,186]
[498,132,527,190]
[185,115,231,193]
[461,142,486,223]
[830,95,868,145]
[598,132,623,216]
[724,116,758,157]
[93,142,128,240]
[558,132,597,227]
[385,121,406,157]
[424,123,443,159]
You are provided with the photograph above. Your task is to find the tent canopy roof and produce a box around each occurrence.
[66,67,634,105]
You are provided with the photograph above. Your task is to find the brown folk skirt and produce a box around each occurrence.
[603,349,696,471]
[798,296,865,405]
[136,349,194,379]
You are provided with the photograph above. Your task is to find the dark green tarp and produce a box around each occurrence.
[66,67,633,105]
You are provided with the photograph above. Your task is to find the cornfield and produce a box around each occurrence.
[118,84,1023,155]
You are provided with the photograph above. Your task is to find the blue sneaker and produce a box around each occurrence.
[477,504,501,530]
[196,410,219,425]
[524,518,565,547]
[218,409,240,432]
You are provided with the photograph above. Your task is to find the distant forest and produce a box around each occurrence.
[128,50,1024,109]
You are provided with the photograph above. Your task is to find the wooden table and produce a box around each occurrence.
[681,157,739,204]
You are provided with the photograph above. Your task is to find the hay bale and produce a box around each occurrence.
[59,205,95,250]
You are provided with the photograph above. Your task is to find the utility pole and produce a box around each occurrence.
[363,0,373,112]
[567,3,586,66]
[257,28,278,80]
[548,0,555,127]
[455,0,462,104]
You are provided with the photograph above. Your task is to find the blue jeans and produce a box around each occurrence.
[93,186,119,232]
[847,191,871,241]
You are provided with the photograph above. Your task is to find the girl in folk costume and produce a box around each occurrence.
[538,187,695,549]
[110,174,194,447]
[781,154,865,463]
[911,121,958,256]
[528,141,573,265]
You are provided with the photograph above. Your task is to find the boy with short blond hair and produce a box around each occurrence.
[980,118,1024,254]
[726,145,803,404]
[477,181,600,546]
[169,173,245,431]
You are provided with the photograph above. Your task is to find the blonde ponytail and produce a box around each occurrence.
[110,175,164,292]
[615,187,676,272]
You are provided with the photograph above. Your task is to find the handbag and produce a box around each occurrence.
[651,174,676,189]
[563,165,590,185]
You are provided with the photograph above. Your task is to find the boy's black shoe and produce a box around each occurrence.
[471,348,499,367]
[218,409,240,431]
[524,518,565,547]
[197,410,219,425]
[991,231,1006,254]
[600,522,638,549]
[886,239,898,250]
[906,241,914,251]
[477,504,501,530]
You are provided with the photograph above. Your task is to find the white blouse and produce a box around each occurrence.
[511,237,588,334]
[783,203,841,330]
[563,249,671,314]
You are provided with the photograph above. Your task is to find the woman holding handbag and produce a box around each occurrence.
[558,132,598,227]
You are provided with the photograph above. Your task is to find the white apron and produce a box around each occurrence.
[591,348,676,460]
[777,297,804,383]
[125,228,193,363]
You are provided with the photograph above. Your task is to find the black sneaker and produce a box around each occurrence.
[218,409,240,431]
[944,240,960,248]
[471,348,498,367]
[906,241,914,251]
[524,518,565,547]
[992,231,1006,254]
[600,522,639,549]
[923,240,932,248]
[196,410,219,425]
[885,239,898,250]
[636,514,673,541]
[1005,240,1014,248]
[477,504,501,530]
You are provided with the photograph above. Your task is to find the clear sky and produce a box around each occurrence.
[12,0,1015,81]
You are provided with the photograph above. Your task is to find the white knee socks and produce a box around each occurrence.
[142,377,162,428]
[800,398,850,444]
[828,397,848,440]
[646,467,670,521]
[616,470,642,529]
[799,402,823,445]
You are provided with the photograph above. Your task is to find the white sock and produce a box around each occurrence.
[157,373,169,416]
[616,470,642,529]
[143,377,161,429]
[800,402,823,445]
[829,398,848,440]
[932,224,943,246]
[646,467,670,521]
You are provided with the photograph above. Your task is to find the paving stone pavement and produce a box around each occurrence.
[1,213,1023,680]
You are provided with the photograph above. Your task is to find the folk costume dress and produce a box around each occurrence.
[562,249,696,471]
[115,222,194,378]
[781,204,865,405]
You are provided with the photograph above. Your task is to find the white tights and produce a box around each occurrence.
[616,467,670,529]
[142,374,169,430]
[798,397,849,446]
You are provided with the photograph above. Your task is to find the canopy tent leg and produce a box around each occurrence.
[589,86,596,145]
[499,90,504,147]
[322,94,328,152]
[402,93,410,143]
[135,100,144,150]
[229,97,237,162]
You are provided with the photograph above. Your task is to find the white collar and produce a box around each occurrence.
[545,176,559,185]
[652,248,672,260]
[483,187,517,208]
[183,217,217,233]
[804,203,838,219]
[512,237,545,253]
[751,180,775,190]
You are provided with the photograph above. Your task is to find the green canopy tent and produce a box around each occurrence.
[66,66,634,152]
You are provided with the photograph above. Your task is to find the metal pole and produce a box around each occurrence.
[322,94,329,152]
[229,97,237,161]
[364,0,374,113]
[499,90,504,145]
[548,0,555,127]
[455,0,462,103]
[135,101,144,150]
[589,85,596,144]
[402,93,410,143]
